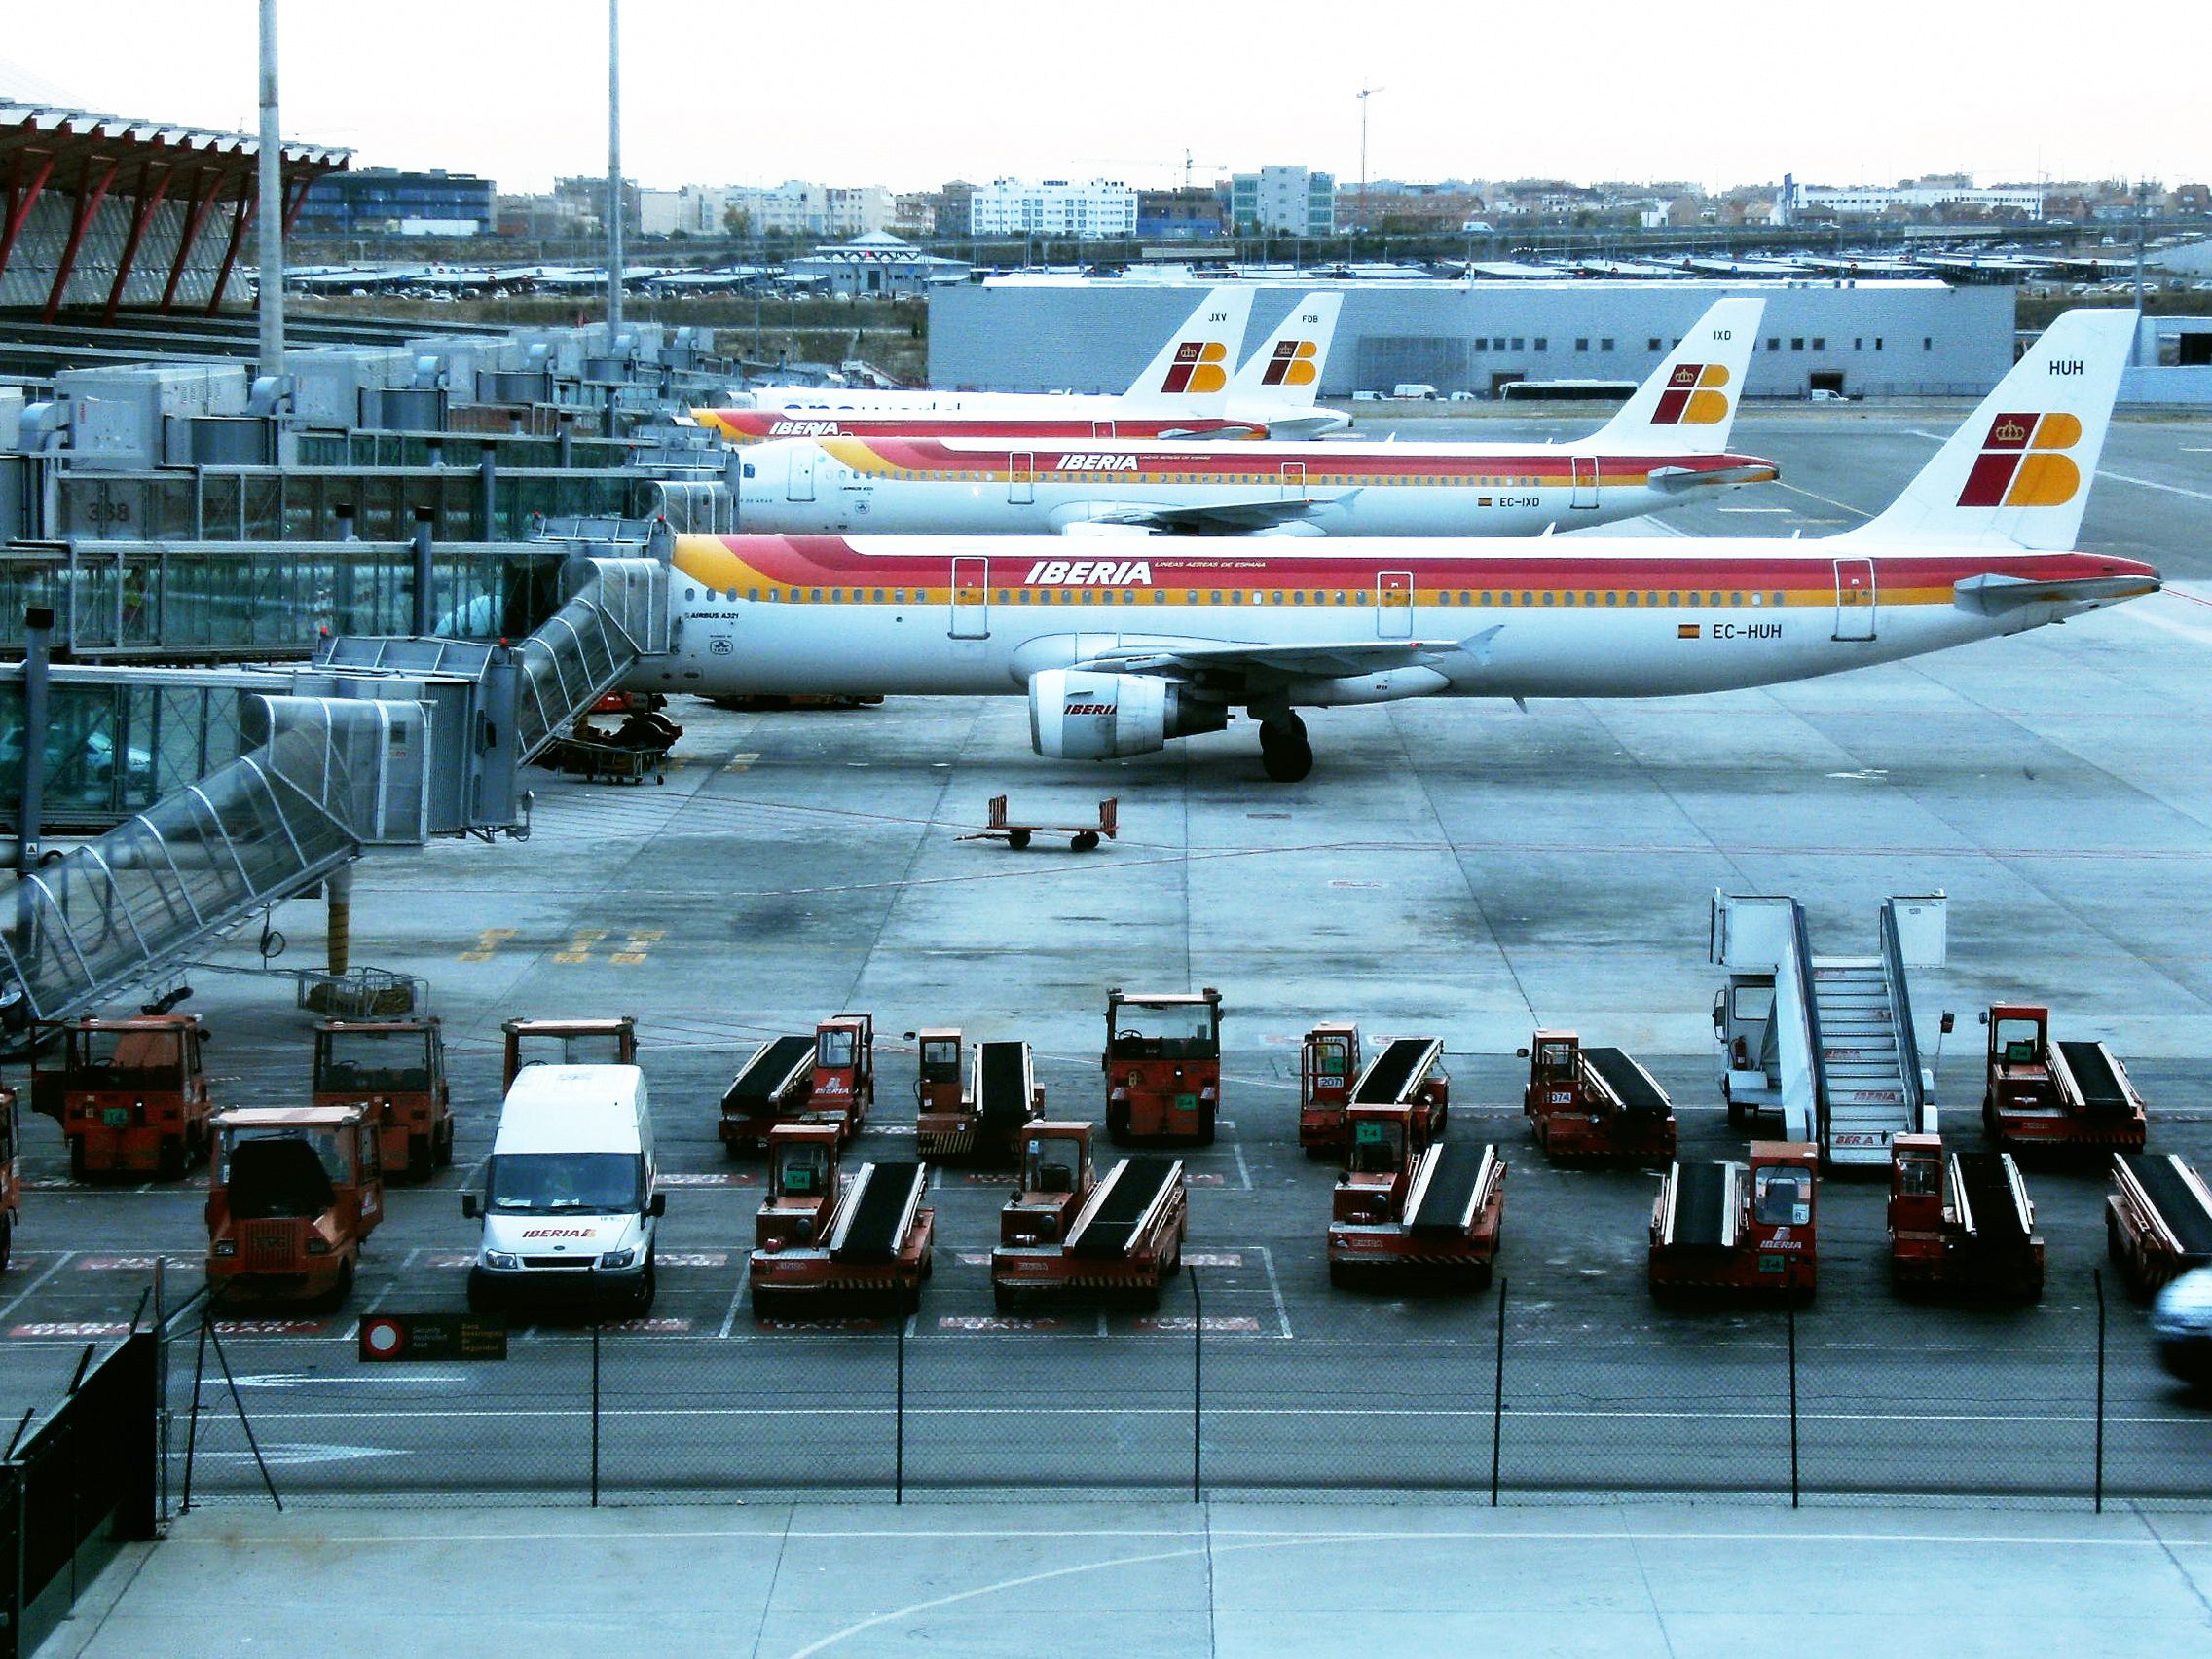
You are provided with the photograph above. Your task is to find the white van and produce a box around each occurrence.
[1391,383,1440,400]
[463,1064,663,1314]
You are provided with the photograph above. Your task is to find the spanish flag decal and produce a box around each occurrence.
[1678,623,1702,639]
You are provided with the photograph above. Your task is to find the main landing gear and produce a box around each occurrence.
[1258,712,1313,783]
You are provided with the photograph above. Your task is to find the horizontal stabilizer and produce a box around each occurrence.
[1953,571,2160,614]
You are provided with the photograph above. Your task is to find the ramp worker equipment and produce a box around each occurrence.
[1297,1022,1362,1157]
[30,1014,213,1181]
[1888,1132,2044,1301]
[913,1029,1041,1163]
[1649,1140,1818,1302]
[957,793,1118,852]
[750,1124,933,1316]
[721,1014,874,1150]
[1981,1004,2147,1155]
[313,1016,454,1181]
[1522,1029,1676,1164]
[205,1105,385,1311]
[2107,1152,2212,1297]
[992,1121,1188,1312]
[1327,1101,1504,1291]
[1103,986,1223,1146]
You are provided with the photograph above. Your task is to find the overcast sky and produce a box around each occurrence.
[2,2,2196,198]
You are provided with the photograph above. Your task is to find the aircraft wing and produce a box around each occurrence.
[1071,633,1487,684]
[1054,491,1353,535]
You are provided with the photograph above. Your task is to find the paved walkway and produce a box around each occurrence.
[38,1498,2212,1657]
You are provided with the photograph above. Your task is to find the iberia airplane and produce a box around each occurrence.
[699,293,1347,445]
[645,310,2156,782]
[727,298,1772,538]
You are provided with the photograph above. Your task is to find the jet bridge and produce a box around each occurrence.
[1711,892,1947,1170]
[0,556,671,1026]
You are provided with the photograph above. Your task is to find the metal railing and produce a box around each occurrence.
[1788,901,1830,1155]
[1879,900,1928,1133]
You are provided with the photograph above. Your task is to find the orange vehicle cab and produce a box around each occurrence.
[807,1014,875,1140]
[206,1105,385,1310]
[1649,1141,1818,1302]
[1297,1022,1362,1156]
[1981,1004,2146,1154]
[1103,987,1222,1146]
[749,1123,932,1315]
[32,1014,212,1180]
[910,1028,969,1157]
[1523,1029,1677,1164]
[313,1016,453,1180]
[1888,1132,2043,1300]
[992,1121,1188,1311]
[501,1016,638,1093]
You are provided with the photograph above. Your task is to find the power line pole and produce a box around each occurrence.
[256,0,284,377]
[607,0,624,330]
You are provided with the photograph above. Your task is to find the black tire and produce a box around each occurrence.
[1196,1105,1216,1147]
[1072,830,1099,853]
[156,1139,185,1182]
[1328,1260,1354,1290]
[0,1212,12,1273]
[68,1138,87,1182]
[1726,1094,1747,1130]
[992,1281,1020,1314]
[435,1120,455,1168]
[633,1253,657,1315]
[1008,829,1032,850]
[406,1135,432,1183]
[320,1258,355,1315]
[1260,736,1313,783]
[1106,1101,1130,1145]
[466,1272,498,1316]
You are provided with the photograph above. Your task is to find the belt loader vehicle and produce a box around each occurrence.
[205,1106,385,1310]
[2106,1152,2212,1297]
[992,1121,1187,1311]
[1649,1141,1818,1302]
[1103,986,1222,1146]
[1981,1004,2146,1154]
[911,1029,1041,1163]
[749,1124,934,1315]
[1327,1102,1504,1291]
[1888,1133,2044,1300]
[31,1014,213,1180]
[502,1015,638,1092]
[1522,1030,1676,1164]
[1297,1022,1362,1157]
[313,1016,453,1180]
[721,1014,875,1150]
[1326,1036,1449,1157]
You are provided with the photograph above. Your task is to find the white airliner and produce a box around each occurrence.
[640,310,2157,782]
[703,292,1347,444]
[725,298,1772,538]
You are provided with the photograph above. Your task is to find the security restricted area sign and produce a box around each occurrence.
[358,1312,507,1362]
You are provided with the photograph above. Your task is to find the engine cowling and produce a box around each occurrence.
[1027,670,1227,759]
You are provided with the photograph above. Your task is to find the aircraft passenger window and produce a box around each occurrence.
[1272,591,1284,604]
[1669,592,1680,606]
[1813,338,1825,351]
[1772,591,1785,606]
[811,588,823,601]
[1562,591,1574,607]
[1017,590,1031,604]
[1333,591,1345,605]
[1625,592,1638,607]
[684,587,697,601]
[1459,591,1471,605]
[1731,592,1744,607]
[829,589,841,603]
[748,588,759,601]
[1791,339,1804,351]
[873,589,885,602]
[1084,591,1096,604]
[1686,593,1701,608]
[1605,592,1617,607]
[1750,592,1762,607]
[1293,591,1306,606]
[1709,592,1722,606]
[1875,338,1884,350]
[1437,592,1451,607]
[1497,592,1510,607]
[1648,338,1662,351]
[1210,590,1222,603]
[1533,338,1548,351]
[1522,592,1534,606]
[1511,337,1525,350]
[1543,591,1556,607]
[1584,592,1597,607]
[743,464,756,478]
[1186,590,1198,604]
[997,589,1010,603]
[1153,591,1165,604]
[1767,337,1780,351]
[1230,591,1242,605]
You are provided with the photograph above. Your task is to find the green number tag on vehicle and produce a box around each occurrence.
[1176,1094,1198,1112]
[1759,1254,1786,1274]
[102,1107,130,1127]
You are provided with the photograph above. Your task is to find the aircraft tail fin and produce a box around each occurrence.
[1581,296,1764,455]
[1120,286,1252,411]
[1230,292,1341,409]
[1841,308,2132,551]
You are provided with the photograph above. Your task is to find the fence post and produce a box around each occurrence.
[1787,1278,1800,1510]
[2093,1268,2107,1514]
[1491,1275,1507,1507]
[1190,1268,1202,1505]
[152,1261,168,1525]
[590,1305,602,1510]
[894,1309,904,1507]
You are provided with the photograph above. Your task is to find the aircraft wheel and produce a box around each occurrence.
[1260,722,1313,782]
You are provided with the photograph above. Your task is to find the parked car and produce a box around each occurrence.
[2154,1268,2212,1385]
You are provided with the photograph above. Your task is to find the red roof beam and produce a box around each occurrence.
[102,152,177,323]
[158,164,232,314]
[0,148,58,281]
[41,151,121,323]
[203,174,256,318]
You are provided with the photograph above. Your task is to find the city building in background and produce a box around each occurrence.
[293,167,492,237]
[969,178,1138,240]
[1231,166,1336,238]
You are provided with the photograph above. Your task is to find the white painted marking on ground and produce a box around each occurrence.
[2101,468,2212,502]
[1256,1244,1295,1340]
[658,1171,757,1187]
[714,1276,750,1342]
[10,1321,128,1339]
[936,1315,1069,1333]
[955,1252,994,1267]
[1231,1140,1253,1192]
[1187,1172,1226,1187]
[195,1443,403,1467]
[1774,480,1874,518]
[0,1251,77,1321]
[1716,505,1794,513]
[1180,1253,1243,1269]
[76,1255,198,1272]
[1136,1315,1262,1333]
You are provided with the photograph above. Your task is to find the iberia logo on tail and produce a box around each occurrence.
[1160,340,1231,395]
[1651,363,1731,425]
[1261,339,1321,388]
[1956,411,2083,507]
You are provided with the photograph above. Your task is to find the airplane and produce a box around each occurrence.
[641,309,2157,783]
[694,293,1346,446]
[720,298,1773,538]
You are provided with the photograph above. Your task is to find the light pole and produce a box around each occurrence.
[256,0,284,377]
[1356,85,1384,260]
[607,0,623,330]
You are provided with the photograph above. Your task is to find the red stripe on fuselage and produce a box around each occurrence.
[844,437,1771,483]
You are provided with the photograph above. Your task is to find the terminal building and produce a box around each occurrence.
[293,167,495,237]
[928,278,2016,399]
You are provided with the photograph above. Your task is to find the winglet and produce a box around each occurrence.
[1841,308,2133,550]
[1579,296,1764,456]
[1120,287,1254,412]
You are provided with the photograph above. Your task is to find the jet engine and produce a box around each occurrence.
[1027,670,1228,759]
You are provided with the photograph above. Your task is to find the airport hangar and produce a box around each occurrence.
[928,276,2015,399]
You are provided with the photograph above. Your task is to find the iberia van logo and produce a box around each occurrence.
[1161,339,1230,396]
[1261,339,1321,388]
[1957,411,2083,507]
[1651,363,1730,425]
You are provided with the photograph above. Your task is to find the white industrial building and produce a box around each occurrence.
[929,278,2016,399]
[1779,178,2045,223]
[638,181,894,240]
[1232,166,1337,237]
[969,178,1138,239]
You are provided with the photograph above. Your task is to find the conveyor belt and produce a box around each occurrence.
[834,1161,924,1263]
[1673,1162,1732,1249]
[2125,1155,2212,1261]
[1410,1143,1492,1235]
[2059,1041,2130,1117]
[722,1035,813,1109]
[1067,1156,1178,1259]
[1352,1037,1434,1106]
[1585,1047,1670,1117]
[1953,1153,2031,1251]
[977,1041,1029,1131]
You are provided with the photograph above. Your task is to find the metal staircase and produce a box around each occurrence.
[1812,957,1911,1166]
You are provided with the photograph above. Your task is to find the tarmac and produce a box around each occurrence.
[37,1498,2212,1657]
